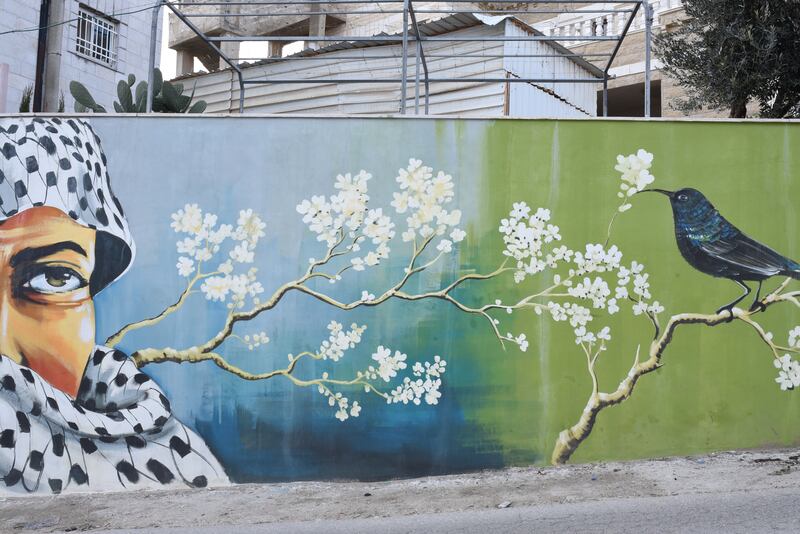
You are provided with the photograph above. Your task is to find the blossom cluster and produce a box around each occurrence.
[391,159,466,250]
[499,202,562,283]
[494,198,663,349]
[317,380,362,422]
[388,355,447,406]
[614,149,655,212]
[296,170,397,274]
[775,327,800,391]
[171,204,266,308]
[318,321,366,362]
[775,354,800,391]
[789,326,800,350]
[295,159,466,281]
[242,332,270,351]
[315,343,447,420]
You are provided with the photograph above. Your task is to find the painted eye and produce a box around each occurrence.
[677,194,689,202]
[23,266,87,294]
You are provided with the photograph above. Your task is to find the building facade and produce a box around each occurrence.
[0,0,160,113]
[529,0,689,118]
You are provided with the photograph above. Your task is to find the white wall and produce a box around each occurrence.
[0,0,160,112]
[0,0,40,112]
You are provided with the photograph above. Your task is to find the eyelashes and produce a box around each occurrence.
[17,264,88,297]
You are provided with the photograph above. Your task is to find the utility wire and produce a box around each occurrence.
[0,2,158,37]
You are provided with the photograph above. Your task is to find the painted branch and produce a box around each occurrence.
[106,282,195,347]
[550,299,789,465]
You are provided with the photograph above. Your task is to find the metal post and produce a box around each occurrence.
[400,0,409,114]
[644,0,652,118]
[408,0,429,114]
[414,40,420,114]
[603,76,608,117]
[146,1,163,113]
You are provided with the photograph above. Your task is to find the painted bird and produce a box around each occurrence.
[643,188,800,315]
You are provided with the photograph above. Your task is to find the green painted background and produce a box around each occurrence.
[457,119,799,465]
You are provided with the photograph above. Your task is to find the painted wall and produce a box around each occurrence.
[0,115,798,494]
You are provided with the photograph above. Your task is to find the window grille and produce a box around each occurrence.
[75,8,118,66]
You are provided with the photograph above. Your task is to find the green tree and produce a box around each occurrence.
[654,0,800,118]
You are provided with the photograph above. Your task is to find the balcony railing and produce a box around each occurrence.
[537,0,683,47]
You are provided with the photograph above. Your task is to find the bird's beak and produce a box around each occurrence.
[638,188,675,198]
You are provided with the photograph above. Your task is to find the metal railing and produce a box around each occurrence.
[146,0,654,116]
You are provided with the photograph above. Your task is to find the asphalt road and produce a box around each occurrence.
[95,485,799,534]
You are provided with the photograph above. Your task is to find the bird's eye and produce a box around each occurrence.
[677,194,688,202]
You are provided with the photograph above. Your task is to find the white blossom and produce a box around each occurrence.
[176,257,194,277]
[372,345,408,382]
[597,326,611,341]
[171,203,203,234]
[318,321,367,362]
[218,260,234,275]
[436,239,453,253]
[614,149,655,200]
[200,276,230,301]
[789,326,800,349]
[230,242,254,263]
[234,209,266,246]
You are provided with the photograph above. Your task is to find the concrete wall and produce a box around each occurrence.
[0,115,798,494]
[0,0,160,112]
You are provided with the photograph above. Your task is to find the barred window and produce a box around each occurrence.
[75,8,118,66]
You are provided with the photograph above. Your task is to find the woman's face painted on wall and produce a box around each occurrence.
[0,206,96,397]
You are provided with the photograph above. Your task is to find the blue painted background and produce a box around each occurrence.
[92,116,511,481]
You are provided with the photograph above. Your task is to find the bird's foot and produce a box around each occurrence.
[748,301,767,313]
[715,305,736,322]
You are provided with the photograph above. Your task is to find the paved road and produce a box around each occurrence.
[96,486,798,534]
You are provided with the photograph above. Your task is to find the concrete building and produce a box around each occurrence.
[0,0,160,113]
[529,0,690,117]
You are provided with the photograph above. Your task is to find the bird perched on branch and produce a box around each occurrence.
[643,188,800,315]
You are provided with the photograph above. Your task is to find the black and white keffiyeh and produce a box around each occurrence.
[0,346,228,494]
[0,117,228,493]
[0,117,133,291]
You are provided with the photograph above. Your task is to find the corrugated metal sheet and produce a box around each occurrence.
[503,21,599,117]
[182,13,598,117]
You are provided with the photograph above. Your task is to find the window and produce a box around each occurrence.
[75,8,118,66]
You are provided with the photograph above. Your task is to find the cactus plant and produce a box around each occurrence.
[70,68,207,114]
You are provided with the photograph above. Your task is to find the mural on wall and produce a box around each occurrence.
[0,118,226,493]
[0,116,798,494]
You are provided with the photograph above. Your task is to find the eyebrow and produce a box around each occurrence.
[9,241,88,268]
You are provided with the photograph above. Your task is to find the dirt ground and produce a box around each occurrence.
[2,447,799,532]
